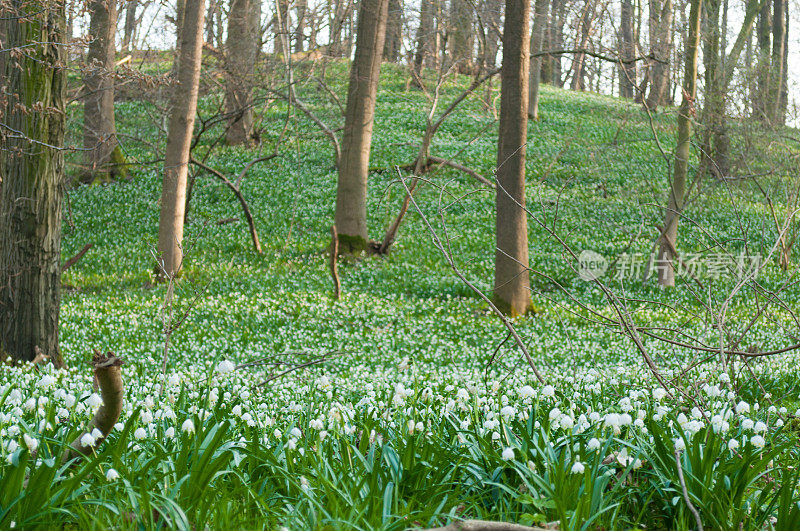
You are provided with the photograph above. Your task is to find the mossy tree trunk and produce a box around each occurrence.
[224,0,259,146]
[156,0,205,278]
[0,0,67,368]
[657,0,702,287]
[334,0,389,253]
[494,0,531,316]
[83,0,126,183]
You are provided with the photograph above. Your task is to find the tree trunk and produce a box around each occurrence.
[528,0,549,119]
[0,0,67,367]
[412,0,435,78]
[494,0,531,315]
[769,0,785,125]
[754,0,771,120]
[478,0,502,69]
[83,0,125,183]
[570,0,597,91]
[645,0,673,110]
[548,0,566,86]
[334,0,389,253]
[225,0,259,145]
[156,0,206,278]
[657,0,701,287]
[449,0,474,74]
[205,0,217,45]
[618,0,635,97]
[295,0,307,52]
[122,0,137,53]
[383,0,402,61]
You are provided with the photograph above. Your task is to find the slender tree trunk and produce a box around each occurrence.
[449,0,474,74]
[478,0,502,69]
[225,0,259,145]
[0,0,67,367]
[769,0,785,125]
[156,0,205,278]
[619,0,635,97]
[205,0,216,44]
[295,0,307,52]
[273,0,289,54]
[334,0,389,253]
[657,0,701,287]
[494,0,531,315]
[83,0,125,182]
[549,0,566,86]
[645,0,673,110]
[570,0,597,91]
[383,0,402,61]
[754,0,771,119]
[528,0,549,119]
[778,3,788,122]
[122,0,137,53]
[412,0,434,78]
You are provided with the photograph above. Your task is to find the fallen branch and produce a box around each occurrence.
[425,156,494,188]
[63,350,124,462]
[425,520,551,531]
[61,243,93,272]
[190,157,263,254]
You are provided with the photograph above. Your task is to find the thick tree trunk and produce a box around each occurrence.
[0,0,67,367]
[449,0,474,74]
[156,0,205,278]
[645,0,673,110]
[83,0,125,182]
[657,0,701,287]
[528,0,549,119]
[334,0,389,253]
[618,0,635,97]
[494,0,531,316]
[224,0,259,145]
[383,0,402,61]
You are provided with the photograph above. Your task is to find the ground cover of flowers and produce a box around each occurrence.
[2,67,800,529]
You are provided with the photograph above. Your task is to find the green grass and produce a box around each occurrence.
[2,61,799,529]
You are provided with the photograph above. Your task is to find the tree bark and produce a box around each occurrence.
[494,0,531,315]
[412,0,435,79]
[528,0,549,119]
[570,0,597,91]
[156,0,205,278]
[618,0,636,97]
[547,0,566,86]
[769,0,785,125]
[0,0,67,367]
[334,0,389,253]
[657,0,701,287]
[449,0,474,74]
[383,0,402,61]
[122,0,137,53]
[295,0,307,52]
[224,0,259,145]
[478,0,502,69]
[645,0,673,110]
[83,0,125,182]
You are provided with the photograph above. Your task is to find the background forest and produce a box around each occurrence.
[1,0,800,528]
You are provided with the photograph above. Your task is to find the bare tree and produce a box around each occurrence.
[412,0,436,80]
[449,0,475,74]
[494,0,531,315]
[0,0,67,367]
[83,0,125,182]
[156,0,206,278]
[334,0,390,252]
[383,0,402,61]
[528,0,549,119]
[618,0,636,97]
[657,0,701,286]
[644,0,673,110]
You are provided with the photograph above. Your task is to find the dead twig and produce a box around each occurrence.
[61,243,93,272]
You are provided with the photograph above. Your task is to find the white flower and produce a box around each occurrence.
[290,427,302,438]
[652,388,667,401]
[500,405,516,418]
[80,432,96,448]
[23,434,39,452]
[541,385,555,398]
[165,427,175,438]
[37,375,56,388]
[106,468,120,481]
[560,415,575,430]
[750,435,766,449]
[216,360,235,375]
[501,447,515,461]
[741,418,754,431]
[735,401,750,414]
[754,421,768,433]
[300,476,309,490]
[587,438,601,451]
[181,419,195,434]
[86,394,102,408]
[133,428,147,440]
[727,439,740,451]
[519,385,535,399]
[570,461,585,474]
[674,438,686,452]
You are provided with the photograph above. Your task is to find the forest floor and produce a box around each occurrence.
[2,62,800,529]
